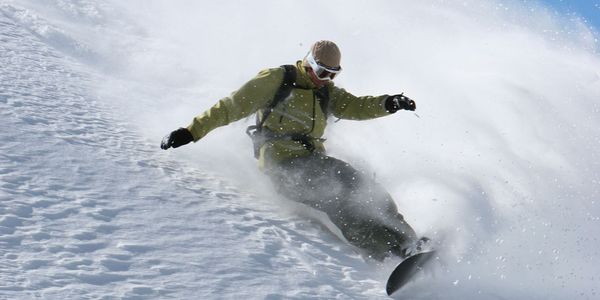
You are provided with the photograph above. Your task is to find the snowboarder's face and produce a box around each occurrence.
[306,67,330,88]
[304,51,341,88]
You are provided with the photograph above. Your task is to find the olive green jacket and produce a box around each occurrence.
[187,61,393,169]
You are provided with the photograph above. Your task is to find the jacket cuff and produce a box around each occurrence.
[186,123,201,142]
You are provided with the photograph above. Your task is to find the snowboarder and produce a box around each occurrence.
[161,40,426,260]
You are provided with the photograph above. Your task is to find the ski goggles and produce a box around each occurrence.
[305,51,342,81]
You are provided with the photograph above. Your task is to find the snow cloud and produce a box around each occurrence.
[22,0,596,297]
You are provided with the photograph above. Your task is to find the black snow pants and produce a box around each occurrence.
[267,154,417,260]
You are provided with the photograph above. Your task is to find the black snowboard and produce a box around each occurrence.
[386,251,437,296]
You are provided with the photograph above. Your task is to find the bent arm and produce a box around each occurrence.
[186,68,284,141]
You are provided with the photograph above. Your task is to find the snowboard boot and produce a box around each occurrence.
[396,237,433,259]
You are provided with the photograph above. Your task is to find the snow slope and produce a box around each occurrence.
[1,0,599,299]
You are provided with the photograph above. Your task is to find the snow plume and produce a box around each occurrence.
[89,0,600,298]
[2,0,599,299]
[129,1,599,298]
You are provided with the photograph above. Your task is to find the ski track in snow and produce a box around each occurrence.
[0,4,391,299]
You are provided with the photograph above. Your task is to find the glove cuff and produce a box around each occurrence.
[385,96,400,113]
[172,128,194,148]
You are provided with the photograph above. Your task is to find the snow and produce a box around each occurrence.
[1,0,599,299]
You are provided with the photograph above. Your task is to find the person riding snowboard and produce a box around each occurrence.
[161,40,428,260]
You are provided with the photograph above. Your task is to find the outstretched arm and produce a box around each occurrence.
[186,68,284,141]
[328,86,416,120]
[160,68,284,150]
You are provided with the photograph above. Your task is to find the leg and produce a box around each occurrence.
[329,175,417,259]
[267,154,417,259]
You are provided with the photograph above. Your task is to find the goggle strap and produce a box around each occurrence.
[306,51,341,80]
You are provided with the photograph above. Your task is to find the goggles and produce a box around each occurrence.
[305,51,342,81]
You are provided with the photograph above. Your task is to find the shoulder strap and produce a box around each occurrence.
[255,65,296,131]
[315,85,330,117]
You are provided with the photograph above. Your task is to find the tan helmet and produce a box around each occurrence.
[303,40,341,69]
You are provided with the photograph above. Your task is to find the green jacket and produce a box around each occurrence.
[187,61,393,169]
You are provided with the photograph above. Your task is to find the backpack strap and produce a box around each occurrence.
[255,65,297,132]
[315,85,330,118]
[246,65,296,158]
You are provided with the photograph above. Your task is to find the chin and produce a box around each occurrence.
[314,78,329,87]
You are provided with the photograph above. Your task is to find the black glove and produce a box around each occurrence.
[161,128,194,150]
[385,93,416,112]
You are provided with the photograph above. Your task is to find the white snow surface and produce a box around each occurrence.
[1,0,599,299]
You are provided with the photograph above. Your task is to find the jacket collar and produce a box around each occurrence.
[294,60,332,90]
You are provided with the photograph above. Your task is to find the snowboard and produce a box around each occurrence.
[386,251,437,296]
